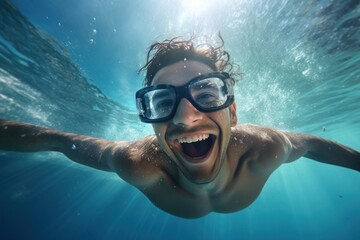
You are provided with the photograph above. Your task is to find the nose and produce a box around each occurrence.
[172,98,203,127]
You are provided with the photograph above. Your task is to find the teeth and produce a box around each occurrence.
[178,134,210,144]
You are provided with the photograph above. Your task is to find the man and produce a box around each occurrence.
[1,37,359,219]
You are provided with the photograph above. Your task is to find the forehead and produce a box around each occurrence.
[152,60,214,86]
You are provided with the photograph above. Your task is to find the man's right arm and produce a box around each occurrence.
[1,119,167,193]
[0,119,120,171]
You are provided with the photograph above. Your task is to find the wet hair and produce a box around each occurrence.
[138,34,241,86]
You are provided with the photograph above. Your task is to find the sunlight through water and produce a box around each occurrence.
[1,0,360,239]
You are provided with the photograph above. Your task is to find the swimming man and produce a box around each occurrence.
[1,37,359,218]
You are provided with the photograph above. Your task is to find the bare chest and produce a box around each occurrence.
[144,168,269,218]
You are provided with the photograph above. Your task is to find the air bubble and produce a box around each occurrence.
[20,134,26,138]
[3,126,8,130]
[71,144,77,150]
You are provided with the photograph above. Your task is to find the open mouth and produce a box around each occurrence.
[178,134,216,159]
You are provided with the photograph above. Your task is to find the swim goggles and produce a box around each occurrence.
[135,72,234,123]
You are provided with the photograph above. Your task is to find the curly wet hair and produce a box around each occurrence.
[138,34,241,86]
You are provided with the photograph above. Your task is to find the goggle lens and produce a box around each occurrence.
[189,77,227,109]
[143,89,176,120]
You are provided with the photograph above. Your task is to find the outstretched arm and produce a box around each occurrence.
[284,131,360,172]
[0,119,119,171]
[1,119,167,189]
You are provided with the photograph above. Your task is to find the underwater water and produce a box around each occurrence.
[0,0,359,239]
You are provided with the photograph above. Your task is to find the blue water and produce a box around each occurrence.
[1,0,359,239]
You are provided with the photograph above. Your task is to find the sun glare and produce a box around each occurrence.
[180,0,218,16]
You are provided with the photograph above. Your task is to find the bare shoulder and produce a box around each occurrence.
[231,124,290,145]
[110,135,172,188]
[231,124,292,174]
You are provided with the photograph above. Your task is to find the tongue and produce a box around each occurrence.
[181,138,212,158]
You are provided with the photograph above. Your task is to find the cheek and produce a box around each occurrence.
[210,109,231,126]
[152,124,167,144]
[211,110,232,143]
[152,124,175,158]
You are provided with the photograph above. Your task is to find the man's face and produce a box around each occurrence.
[150,60,237,184]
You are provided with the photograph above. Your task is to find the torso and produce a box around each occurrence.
[143,159,270,218]
[115,124,286,219]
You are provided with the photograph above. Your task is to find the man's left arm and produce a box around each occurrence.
[283,131,360,172]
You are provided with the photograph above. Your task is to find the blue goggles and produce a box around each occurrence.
[135,72,234,123]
